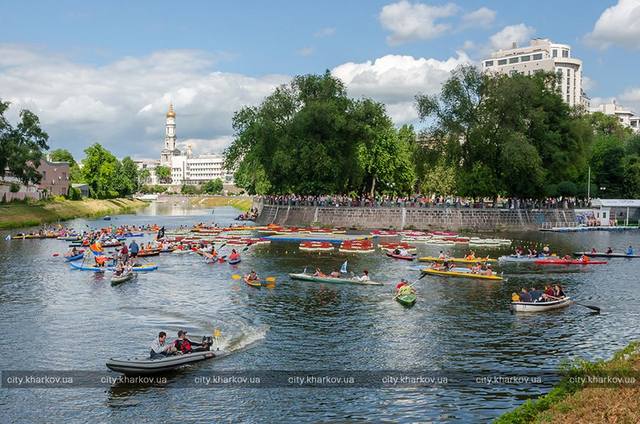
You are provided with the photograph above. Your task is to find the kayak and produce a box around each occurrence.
[573,251,640,259]
[110,271,136,286]
[64,252,85,262]
[498,255,548,263]
[385,252,415,261]
[137,250,160,257]
[534,259,607,265]
[69,261,158,272]
[228,258,241,265]
[422,268,504,281]
[510,297,572,312]
[418,256,496,264]
[289,273,383,286]
[106,346,225,375]
[244,276,261,288]
[395,293,417,307]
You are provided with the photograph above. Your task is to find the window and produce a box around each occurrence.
[497,59,507,65]
[521,55,530,62]
[552,49,558,58]
[508,57,519,64]
[562,50,569,58]
[484,60,494,67]
[533,53,543,60]
[566,95,570,102]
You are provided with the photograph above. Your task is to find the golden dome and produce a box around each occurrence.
[166,103,176,118]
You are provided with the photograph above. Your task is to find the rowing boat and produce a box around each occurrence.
[534,259,607,265]
[244,276,261,288]
[64,252,85,262]
[422,268,504,281]
[69,262,158,272]
[395,293,417,307]
[509,297,572,312]
[573,251,640,258]
[498,255,548,263]
[418,256,496,264]
[385,252,415,261]
[289,273,383,286]
[228,257,241,265]
[110,271,136,286]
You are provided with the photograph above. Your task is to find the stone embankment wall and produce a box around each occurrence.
[255,205,576,231]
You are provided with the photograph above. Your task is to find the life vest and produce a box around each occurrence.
[229,253,239,260]
[512,293,520,302]
[176,339,192,353]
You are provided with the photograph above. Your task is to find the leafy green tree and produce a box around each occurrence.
[420,159,456,195]
[155,165,172,184]
[623,155,640,198]
[0,100,50,185]
[589,111,633,139]
[181,184,200,195]
[590,135,626,198]
[49,149,76,166]
[499,134,544,199]
[120,156,139,194]
[139,168,151,185]
[557,181,577,197]
[203,178,224,194]
[81,143,121,198]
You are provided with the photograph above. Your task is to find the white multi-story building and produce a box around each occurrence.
[133,159,160,185]
[590,100,640,134]
[154,104,234,186]
[483,38,587,108]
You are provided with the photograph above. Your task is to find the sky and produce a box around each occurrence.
[1,0,639,160]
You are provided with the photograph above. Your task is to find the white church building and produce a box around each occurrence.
[138,104,234,186]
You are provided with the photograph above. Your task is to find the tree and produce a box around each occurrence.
[589,111,633,139]
[0,100,50,185]
[181,184,200,195]
[420,160,456,196]
[49,149,76,166]
[155,165,172,184]
[139,168,151,186]
[590,135,626,198]
[203,178,224,194]
[81,143,121,199]
[120,157,139,195]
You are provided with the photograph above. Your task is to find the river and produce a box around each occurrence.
[1,204,639,423]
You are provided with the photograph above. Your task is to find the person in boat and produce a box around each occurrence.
[247,270,259,282]
[150,331,177,359]
[66,246,78,257]
[591,248,597,254]
[113,261,124,276]
[519,288,532,302]
[95,255,108,267]
[542,245,550,256]
[627,246,634,256]
[119,243,129,261]
[174,330,208,354]
[313,268,326,277]
[396,279,414,295]
[482,264,494,276]
[529,287,543,302]
[511,292,520,302]
[228,249,240,262]
[357,270,370,281]
[541,285,554,301]
[438,250,446,260]
[471,262,482,274]
[129,240,139,258]
[553,284,566,298]
[465,251,476,260]
[580,255,590,263]
[562,255,572,260]
[606,247,613,254]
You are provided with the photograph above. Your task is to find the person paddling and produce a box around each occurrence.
[229,249,240,261]
[627,245,634,256]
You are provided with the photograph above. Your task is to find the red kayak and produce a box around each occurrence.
[386,252,415,261]
[534,259,607,265]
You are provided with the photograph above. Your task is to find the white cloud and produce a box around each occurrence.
[297,47,314,57]
[582,76,596,92]
[0,44,289,159]
[332,52,471,123]
[379,1,459,45]
[461,7,496,29]
[586,0,640,49]
[620,87,640,113]
[461,40,475,51]
[314,27,336,38]
[489,24,536,51]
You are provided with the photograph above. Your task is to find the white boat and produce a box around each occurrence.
[510,297,572,312]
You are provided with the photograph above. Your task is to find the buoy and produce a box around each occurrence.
[52,253,59,257]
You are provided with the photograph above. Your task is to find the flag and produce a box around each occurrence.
[340,261,348,274]
[4,235,10,241]
[157,226,165,240]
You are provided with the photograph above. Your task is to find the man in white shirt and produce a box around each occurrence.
[150,331,176,359]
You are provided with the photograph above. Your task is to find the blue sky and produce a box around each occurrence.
[1,0,639,159]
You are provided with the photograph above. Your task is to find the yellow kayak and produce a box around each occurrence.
[422,268,503,281]
[418,256,496,264]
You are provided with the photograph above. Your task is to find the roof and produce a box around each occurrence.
[591,199,640,208]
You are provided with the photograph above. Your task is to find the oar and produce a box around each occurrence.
[548,294,600,313]
[393,273,427,299]
[231,274,276,283]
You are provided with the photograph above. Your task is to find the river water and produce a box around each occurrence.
[1,204,639,423]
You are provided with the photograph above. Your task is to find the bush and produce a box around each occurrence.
[68,187,82,200]
[9,182,20,193]
[181,184,201,195]
[203,178,224,195]
[557,181,577,197]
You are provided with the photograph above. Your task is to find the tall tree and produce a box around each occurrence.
[49,149,76,166]
[155,165,172,184]
[81,143,121,198]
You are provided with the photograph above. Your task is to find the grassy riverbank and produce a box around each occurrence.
[0,198,148,230]
[495,341,640,423]
[188,196,253,212]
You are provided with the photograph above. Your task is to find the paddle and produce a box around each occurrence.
[548,294,600,314]
[393,273,427,300]
[231,274,276,283]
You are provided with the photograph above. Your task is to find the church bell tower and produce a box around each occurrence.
[160,103,180,166]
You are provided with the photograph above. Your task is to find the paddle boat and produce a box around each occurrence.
[418,256,496,264]
[244,276,261,288]
[534,258,607,265]
[395,292,417,307]
[289,272,383,286]
[509,297,572,313]
[110,270,136,286]
[385,251,416,261]
[422,268,504,281]
[573,251,640,259]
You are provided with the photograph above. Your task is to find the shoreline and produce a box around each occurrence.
[0,198,148,230]
[495,341,640,423]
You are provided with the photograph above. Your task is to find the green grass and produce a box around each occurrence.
[495,341,640,423]
[191,196,253,212]
[0,198,148,230]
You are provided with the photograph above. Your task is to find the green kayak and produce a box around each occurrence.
[395,293,417,307]
[288,273,383,286]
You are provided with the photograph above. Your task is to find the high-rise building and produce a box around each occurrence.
[482,38,587,108]
[591,100,640,134]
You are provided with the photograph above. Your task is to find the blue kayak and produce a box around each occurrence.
[123,233,144,238]
[70,261,158,272]
[228,258,241,265]
[64,253,84,262]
